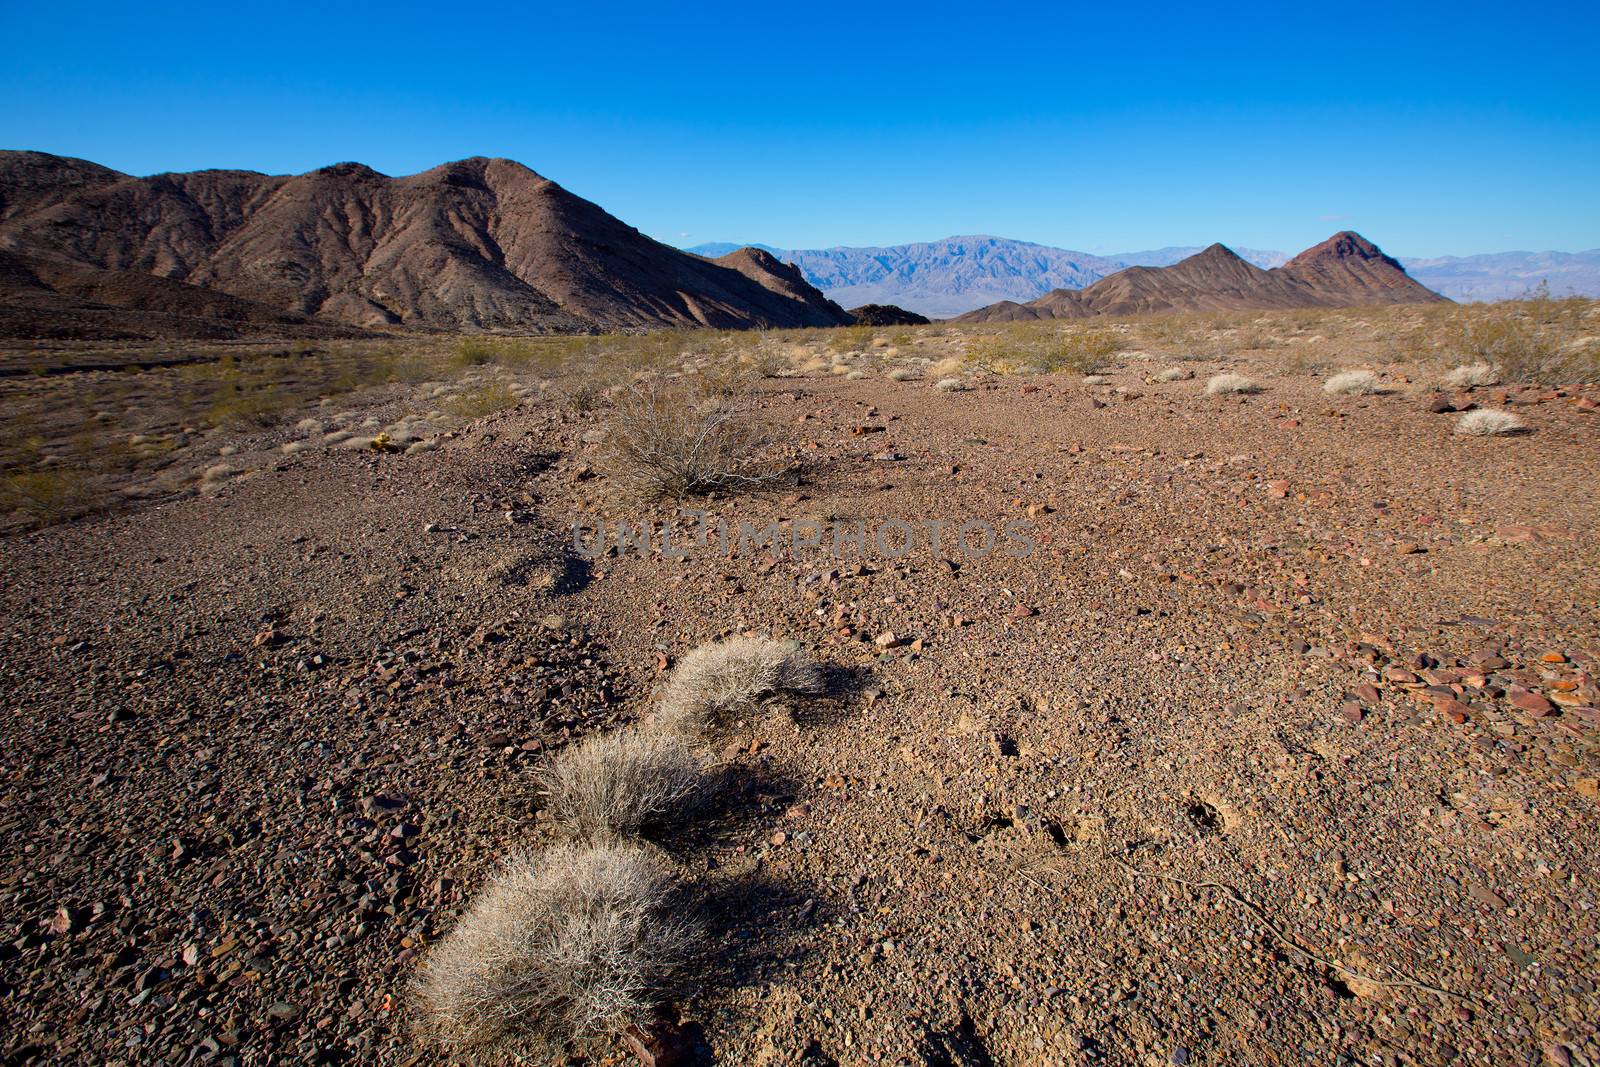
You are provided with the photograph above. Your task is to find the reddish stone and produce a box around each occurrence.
[1510,689,1555,716]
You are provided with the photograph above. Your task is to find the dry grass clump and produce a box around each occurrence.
[656,637,826,736]
[415,844,695,1051]
[536,729,710,843]
[1205,373,1262,396]
[1153,366,1193,382]
[1454,409,1525,436]
[1082,374,1110,386]
[1442,362,1499,389]
[933,377,969,392]
[885,367,920,382]
[600,380,782,499]
[1323,369,1381,395]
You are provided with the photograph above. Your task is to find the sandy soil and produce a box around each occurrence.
[2,343,1598,1066]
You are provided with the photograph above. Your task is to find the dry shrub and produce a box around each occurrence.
[933,377,969,392]
[415,844,695,1051]
[885,367,920,381]
[1444,296,1599,383]
[536,729,710,843]
[1454,409,1525,436]
[1205,373,1262,396]
[656,637,826,736]
[600,380,782,499]
[444,380,518,421]
[829,324,875,353]
[1082,374,1110,386]
[1442,362,1499,389]
[1323,370,1380,395]
[1,468,97,527]
[1153,366,1193,382]
[965,325,1119,375]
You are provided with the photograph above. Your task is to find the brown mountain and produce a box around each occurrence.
[953,232,1445,323]
[847,303,931,326]
[0,151,853,337]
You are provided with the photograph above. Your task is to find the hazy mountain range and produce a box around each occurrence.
[687,237,1600,315]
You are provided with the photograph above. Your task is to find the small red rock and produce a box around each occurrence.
[1510,689,1555,716]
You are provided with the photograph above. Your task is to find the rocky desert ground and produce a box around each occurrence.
[3,300,1599,1066]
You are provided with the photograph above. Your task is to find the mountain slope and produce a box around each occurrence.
[0,151,852,335]
[953,233,1446,323]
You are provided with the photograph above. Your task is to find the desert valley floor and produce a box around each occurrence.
[2,317,1598,1066]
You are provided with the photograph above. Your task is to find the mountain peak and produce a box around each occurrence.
[1190,242,1248,264]
[1289,230,1390,267]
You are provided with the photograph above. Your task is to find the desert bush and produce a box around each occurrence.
[1442,362,1499,389]
[453,336,588,375]
[1454,409,1525,436]
[600,380,783,499]
[536,729,710,843]
[1444,296,1599,383]
[443,379,518,421]
[1323,369,1380,395]
[656,637,826,736]
[933,377,969,392]
[1043,329,1120,374]
[1205,373,1262,396]
[1082,374,1110,386]
[885,367,920,381]
[415,844,696,1051]
[1153,366,1193,382]
[0,468,97,527]
[829,324,875,353]
[965,325,1118,375]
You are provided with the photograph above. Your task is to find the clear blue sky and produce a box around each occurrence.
[4,1,1596,257]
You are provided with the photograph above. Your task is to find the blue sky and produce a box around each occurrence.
[3,1,1596,257]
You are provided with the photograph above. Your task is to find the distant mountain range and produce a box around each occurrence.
[954,232,1444,323]
[686,237,1599,315]
[1399,250,1600,302]
[0,151,852,339]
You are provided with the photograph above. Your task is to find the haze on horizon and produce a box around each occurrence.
[2,0,1596,259]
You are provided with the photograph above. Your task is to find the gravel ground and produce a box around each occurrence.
[2,356,1597,1066]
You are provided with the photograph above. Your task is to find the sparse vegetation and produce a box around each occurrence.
[1323,369,1381,395]
[415,844,695,1051]
[1443,362,1500,389]
[656,637,826,736]
[600,380,783,499]
[933,377,969,392]
[536,729,710,843]
[1442,293,1600,383]
[1455,408,1526,436]
[963,325,1119,375]
[442,379,518,421]
[1205,373,1262,396]
[1153,366,1193,382]
[0,467,97,527]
